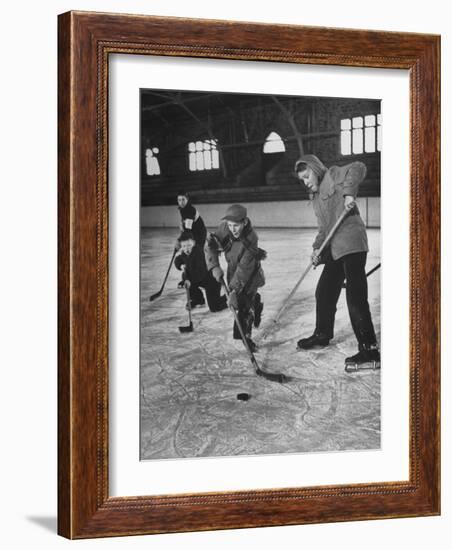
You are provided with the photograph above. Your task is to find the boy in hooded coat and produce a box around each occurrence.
[295,154,379,369]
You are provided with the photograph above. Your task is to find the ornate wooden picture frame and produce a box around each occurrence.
[58,11,440,539]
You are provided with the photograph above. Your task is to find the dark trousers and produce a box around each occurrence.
[192,220,207,248]
[233,292,257,340]
[315,251,377,347]
[189,275,226,312]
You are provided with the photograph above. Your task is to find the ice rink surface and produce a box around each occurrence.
[140,227,381,460]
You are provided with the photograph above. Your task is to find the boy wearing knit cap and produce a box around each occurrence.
[204,204,265,352]
[295,154,380,370]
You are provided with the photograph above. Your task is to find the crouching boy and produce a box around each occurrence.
[204,204,265,352]
[174,231,227,312]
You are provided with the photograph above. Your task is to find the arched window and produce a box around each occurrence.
[263,131,286,154]
[145,147,161,176]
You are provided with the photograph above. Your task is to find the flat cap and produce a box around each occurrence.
[222,204,247,223]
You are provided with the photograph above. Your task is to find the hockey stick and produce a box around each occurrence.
[178,281,193,333]
[220,276,287,384]
[149,248,177,302]
[261,205,352,339]
[342,262,381,289]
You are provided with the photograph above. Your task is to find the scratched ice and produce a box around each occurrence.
[140,227,381,460]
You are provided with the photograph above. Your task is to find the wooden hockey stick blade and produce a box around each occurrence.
[256,367,289,383]
[178,322,193,333]
[149,290,163,302]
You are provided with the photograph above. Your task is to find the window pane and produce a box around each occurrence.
[352,116,363,128]
[145,149,152,175]
[196,141,203,152]
[341,130,351,155]
[365,115,376,127]
[377,125,382,151]
[151,159,160,175]
[212,149,220,169]
[365,127,376,152]
[188,142,196,152]
[196,150,204,170]
[341,118,351,130]
[352,128,363,154]
[377,114,382,125]
[189,152,196,171]
[146,148,161,175]
[203,150,212,169]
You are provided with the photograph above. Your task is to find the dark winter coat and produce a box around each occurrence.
[174,244,209,285]
[178,201,207,246]
[205,219,265,295]
[312,162,369,260]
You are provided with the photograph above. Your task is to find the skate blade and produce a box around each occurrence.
[345,361,381,373]
[296,344,328,352]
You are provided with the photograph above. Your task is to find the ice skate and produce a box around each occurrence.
[296,332,330,350]
[345,346,380,373]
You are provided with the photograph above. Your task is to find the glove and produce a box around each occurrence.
[177,268,187,288]
[184,280,191,289]
[344,195,356,210]
[227,289,238,310]
[311,249,321,267]
[212,266,224,282]
[174,240,181,251]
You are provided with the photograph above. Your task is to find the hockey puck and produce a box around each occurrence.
[236,393,250,401]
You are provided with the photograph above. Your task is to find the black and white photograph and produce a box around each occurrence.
[140,89,381,460]
[2,0,446,546]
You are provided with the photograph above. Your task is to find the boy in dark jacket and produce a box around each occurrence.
[295,154,379,370]
[205,204,264,352]
[175,192,208,288]
[176,191,207,247]
[175,231,227,312]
